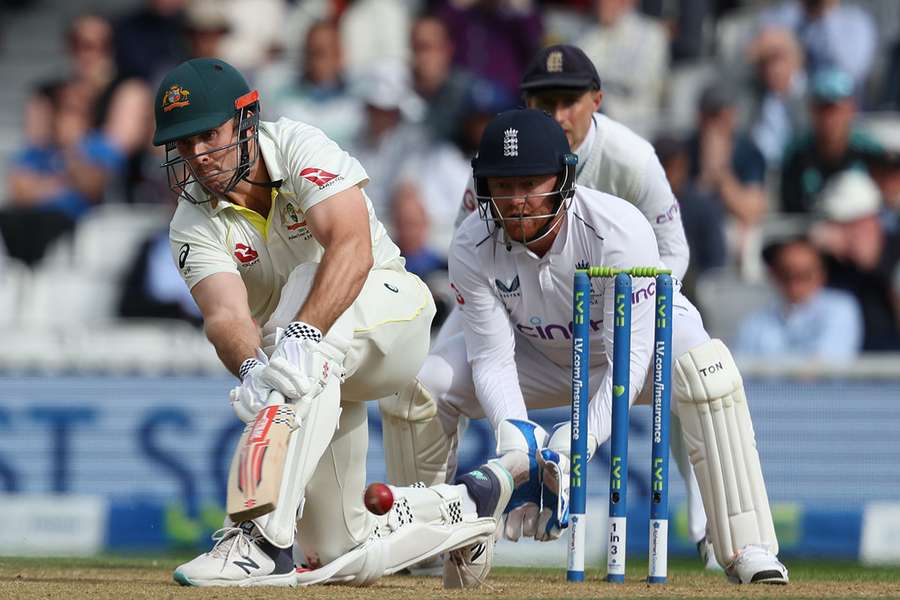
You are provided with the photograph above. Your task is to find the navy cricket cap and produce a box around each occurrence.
[472,108,575,178]
[520,45,601,93]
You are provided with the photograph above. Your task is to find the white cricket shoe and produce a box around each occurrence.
[443,461,513,588]
[173,522,297,587]
[698,535,723,571]
[725,545,789,584]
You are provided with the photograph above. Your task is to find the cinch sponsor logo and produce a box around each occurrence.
[516,316,602,340]
[655,202,680,224]
[299,167,341,188]
[234,243,259,264]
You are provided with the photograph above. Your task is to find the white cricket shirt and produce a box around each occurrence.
[449,186,660,439]
[169,117,402,324]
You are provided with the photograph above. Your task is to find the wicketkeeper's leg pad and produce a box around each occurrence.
[379,379,453,487]
[673,339,778,567]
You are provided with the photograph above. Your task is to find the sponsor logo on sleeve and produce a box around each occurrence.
[280,202,312,241]
[450,283,465,305]
[462,189,476,212]
[299,167,343,189]
[178,243,190,269]
[234,243,259,265]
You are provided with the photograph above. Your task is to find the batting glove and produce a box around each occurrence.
[228,350,271,423]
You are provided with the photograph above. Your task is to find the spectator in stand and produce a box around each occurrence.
[575,0,668,137]
[0,80,125,265]
[810,170,900,351]
[340,0,411,75]
[746,26,808,167]
[735,235,862,362]
[398,78,516,256]
[759,0,876,94]
[66,14,116,101]
[435,0,543,98]
[862,120,900,235]
[183,0,231,59]
[214,0,286,73]
[348,61,427,221]
[119,227,202,326]
[113,0,188,82]
[780,67,881,214]
[654,135,726,299]
[264,20,364,148]
[391,181,447,280]
[410,14,476,144]
[688,84,768,262]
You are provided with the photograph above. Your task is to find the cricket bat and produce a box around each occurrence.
[227,390,296,523]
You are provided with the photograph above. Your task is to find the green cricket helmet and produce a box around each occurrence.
[153,58,262,203]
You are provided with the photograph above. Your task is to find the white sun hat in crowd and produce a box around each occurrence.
[816,169,882,223]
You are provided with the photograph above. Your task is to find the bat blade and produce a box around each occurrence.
[226,391,295,523]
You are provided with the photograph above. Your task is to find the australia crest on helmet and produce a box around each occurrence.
[162,84,191,112]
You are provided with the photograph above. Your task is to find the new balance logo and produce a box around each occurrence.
[470,470,488,482]
[470,543,486,562]
[233,556,260,575]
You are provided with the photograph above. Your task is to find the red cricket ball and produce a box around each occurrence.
[363,482,394,515]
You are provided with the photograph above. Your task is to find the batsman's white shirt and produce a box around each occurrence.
[169,117,403,325]
[449,186,660,440]
[456,113,689,279]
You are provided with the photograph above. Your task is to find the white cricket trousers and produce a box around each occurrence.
[426,297,709,543]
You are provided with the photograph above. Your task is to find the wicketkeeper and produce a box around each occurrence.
[155,57,515,588]
[388,108,789,584]
[380,44,711,566]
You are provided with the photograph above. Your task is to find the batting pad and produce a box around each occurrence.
[673,339,778,567]
[379,379,452,487]
[253,367,343,549]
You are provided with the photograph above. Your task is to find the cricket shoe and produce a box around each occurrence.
[725,545,789,584]
[443,461,513,588]
[173,521,296,587]
[698,535,723,571]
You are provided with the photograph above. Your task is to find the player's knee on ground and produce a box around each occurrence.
[673,339,778,567]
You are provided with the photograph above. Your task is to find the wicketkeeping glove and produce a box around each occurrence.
[536,422,598,541]
[495,419,548,542]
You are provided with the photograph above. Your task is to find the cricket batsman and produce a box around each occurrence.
[392,108,789,585]
[154,57,516,588]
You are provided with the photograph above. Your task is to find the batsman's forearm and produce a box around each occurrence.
[295,238,373,334]
[205,316,262,378]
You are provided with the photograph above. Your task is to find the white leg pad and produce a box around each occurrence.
[673,339,778,567]
[253,345,345,549]
[379,379,453,487]
[296,483,495,586]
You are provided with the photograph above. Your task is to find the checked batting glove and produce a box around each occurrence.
[536,422,598,541]
[229,349,271,423]
[259,322,345,405]
[495,419,548,542]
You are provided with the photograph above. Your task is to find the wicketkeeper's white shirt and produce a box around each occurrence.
[455,113,689,279]
[169,117,402,324]
[449,186,660,438]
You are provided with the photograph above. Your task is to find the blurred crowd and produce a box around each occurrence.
[1,0,900,362]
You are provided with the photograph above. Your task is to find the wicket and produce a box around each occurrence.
[568,267,674,584]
